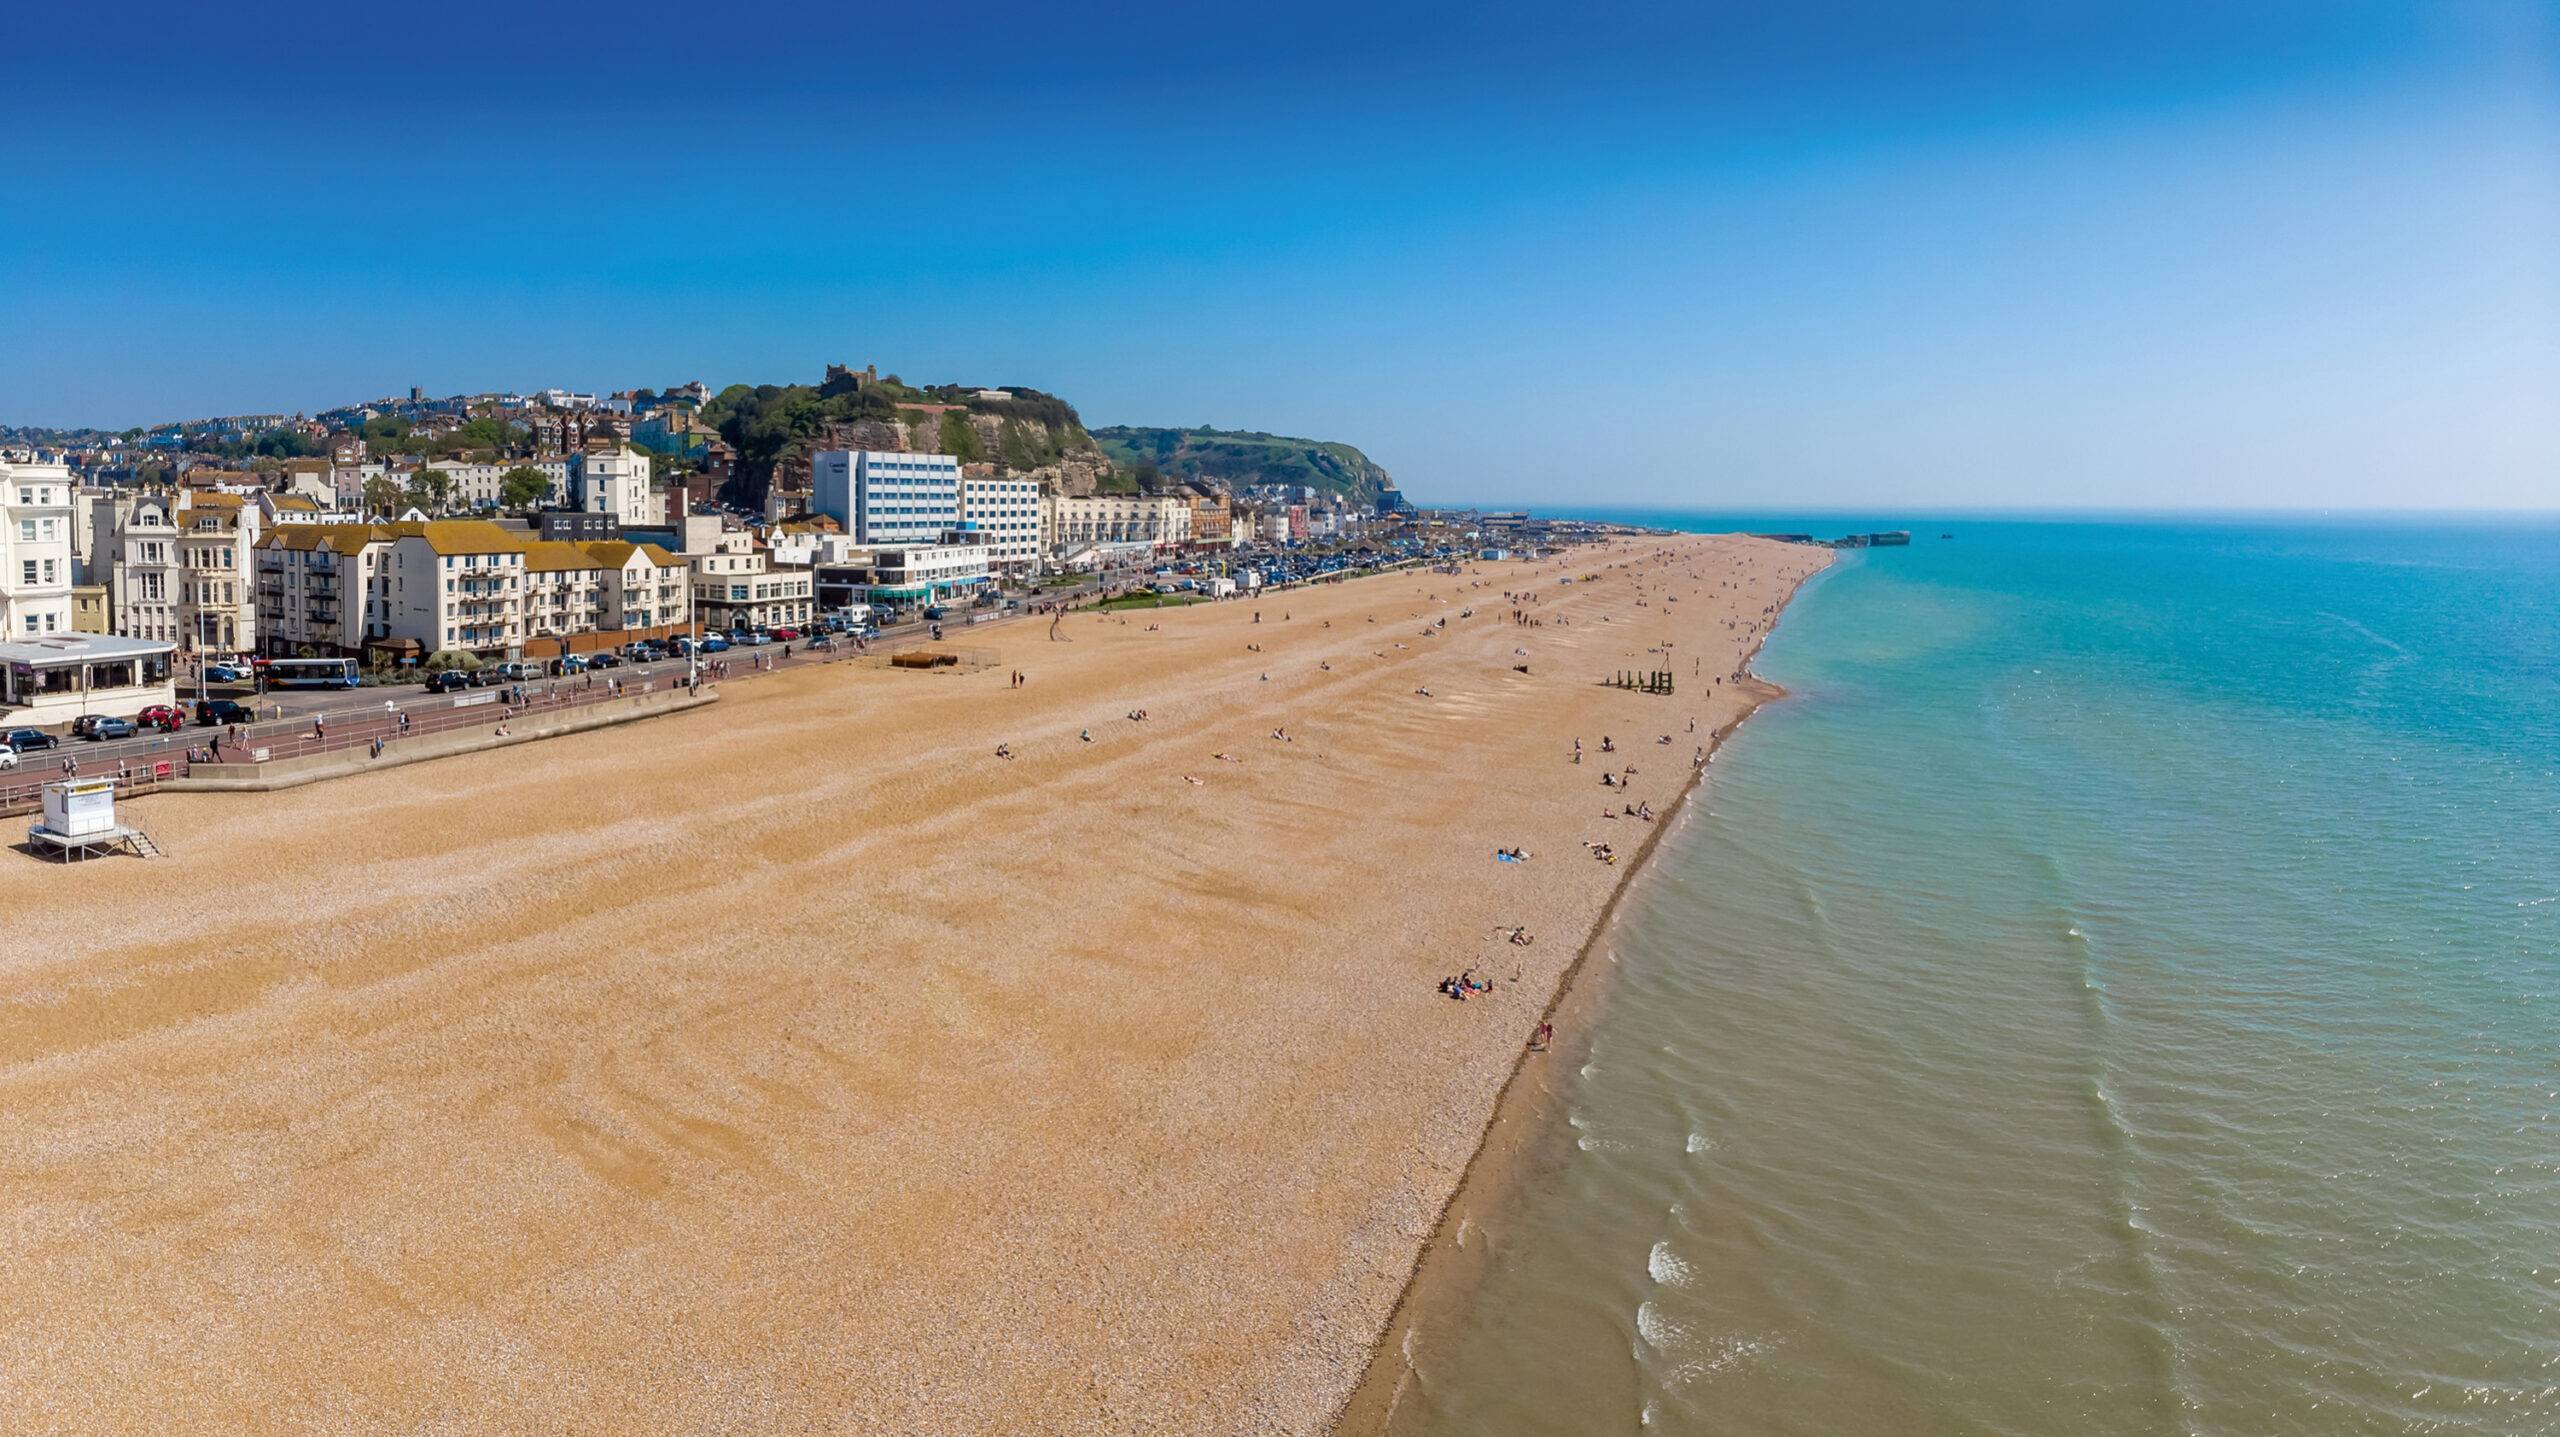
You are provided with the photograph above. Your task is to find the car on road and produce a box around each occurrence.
[467,666,509,687]
[585,652,622,669]
[697,635,729,653]
[424,669,472,694]
[0,747,15,769]
[494,661,544,682]
[770,626,800,641]
[72,715,135,742]
[553,654,588,674]
[194,699,257,727]
[922,605,948,620]
[5,727,60,753]
[134,703,186,732]
[203,664,247,684]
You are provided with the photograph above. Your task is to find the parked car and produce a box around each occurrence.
[553,655,589,674]
[495,661,544,682]
[193,699,256,727]
[922,605,949,620]
[5,727,60,753]
[697,635,729,653]
[467,666,508,687]
[72,715,135,742]
[770,626,801,641]
[0,747,15,769]
[134,703,186,732]
[586,652,622,669]
[424,669,472,694]
[202,664,247,684]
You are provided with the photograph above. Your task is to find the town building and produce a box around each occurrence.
[813,542,990,609]
[811,450,963,545]
[521,539,691,657]
[958,476,1043,575]
[0,633,177,729]
[688,529,814,633]
[70,584,108,633]
[175,491,261,653]
[1042,492,1192,553]
[568,446,656,525]
[256,524,393,657]
[383,521,526,658]
[1185,490,1236,549]
[0,455,77,639]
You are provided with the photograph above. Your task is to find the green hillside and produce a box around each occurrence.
[1091,426,1393,504]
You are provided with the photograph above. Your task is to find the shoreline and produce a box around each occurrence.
[1331,560,1831,1435]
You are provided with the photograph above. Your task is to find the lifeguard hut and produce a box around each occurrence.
[25,776,160,861]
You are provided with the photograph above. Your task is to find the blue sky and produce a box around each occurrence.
[3,0,2553,508]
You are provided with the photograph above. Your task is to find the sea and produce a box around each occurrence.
[1387,514,2559,1436]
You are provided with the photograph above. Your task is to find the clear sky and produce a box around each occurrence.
[4,0,2553,508]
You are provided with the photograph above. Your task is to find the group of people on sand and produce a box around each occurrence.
[1439,971,1493,1001]
[1584,840,1619,865]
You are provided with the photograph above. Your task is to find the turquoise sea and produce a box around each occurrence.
[1391,515,2559,1435]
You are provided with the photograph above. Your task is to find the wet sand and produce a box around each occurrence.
[0,534,1825,1432]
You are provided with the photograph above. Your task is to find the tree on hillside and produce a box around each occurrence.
[498,465,550,511]
[361,475,405,516]
[405,468,458,515]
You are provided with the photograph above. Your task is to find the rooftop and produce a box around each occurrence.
[0,633,176,667]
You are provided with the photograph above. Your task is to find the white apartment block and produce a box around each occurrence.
[569,447,654,523]
[1042,492,1192,553]
[522,539,690,647]
[384,522,526,657]
[959,476,1042,574]
[257,521,688,659]
[257,524,391,656]
[0,455,77,639]
[811,450,962,545]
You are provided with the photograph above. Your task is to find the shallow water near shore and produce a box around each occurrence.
[1385,515,2560,1435]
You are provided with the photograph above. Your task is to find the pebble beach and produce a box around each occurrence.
[0,533,1825,1433]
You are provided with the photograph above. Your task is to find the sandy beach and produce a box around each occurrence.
[0,533,1825,1433]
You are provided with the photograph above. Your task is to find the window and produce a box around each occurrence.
[19,561,32,585]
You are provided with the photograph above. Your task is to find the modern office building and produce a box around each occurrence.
[811,450,963,546]
[958,476,1043,575]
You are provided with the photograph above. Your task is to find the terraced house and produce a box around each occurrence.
[176,490,261,653]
